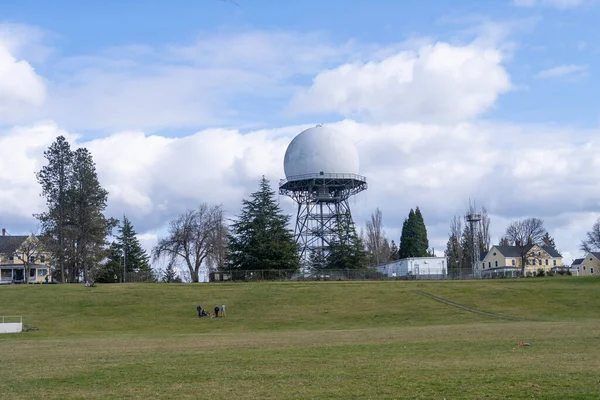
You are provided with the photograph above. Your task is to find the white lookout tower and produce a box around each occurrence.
[279,124,367,267]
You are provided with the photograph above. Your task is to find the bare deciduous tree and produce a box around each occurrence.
[365,208,389,265]
[504,218,546,276]
[152,203,222,282]
[581,218,600,253]
[206,206,229,272]
[13,233,42,284]
[479,207,491,254]
[444,216,463,277]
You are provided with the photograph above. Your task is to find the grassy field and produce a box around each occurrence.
[1,277,599,399]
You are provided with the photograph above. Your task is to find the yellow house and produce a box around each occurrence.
[570,253,598,276]
[0,231,52,284]
[480,244,563,278]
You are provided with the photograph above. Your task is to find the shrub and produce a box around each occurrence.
[536,269,545,277]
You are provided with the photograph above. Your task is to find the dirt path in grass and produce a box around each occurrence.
[413,290,525,321]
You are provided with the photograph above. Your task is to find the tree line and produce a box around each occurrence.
[443,206,567,277]
[33,136,600,283]
[34,136,152,283]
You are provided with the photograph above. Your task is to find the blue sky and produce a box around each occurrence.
[1,0,598,133]
[1,0,600,268]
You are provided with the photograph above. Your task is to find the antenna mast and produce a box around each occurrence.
[465,199,482,278]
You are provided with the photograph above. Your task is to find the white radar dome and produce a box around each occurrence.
[283,125,360,179]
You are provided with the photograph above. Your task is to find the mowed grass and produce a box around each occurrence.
[1,277,599,399]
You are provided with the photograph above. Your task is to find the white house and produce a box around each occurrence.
[371,257,447,279]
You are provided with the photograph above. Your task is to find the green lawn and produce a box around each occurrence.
[1,277,599,399]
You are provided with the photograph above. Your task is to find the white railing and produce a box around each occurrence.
[1,316,22,324]
[280,172,367,186]
[0,315,23,333]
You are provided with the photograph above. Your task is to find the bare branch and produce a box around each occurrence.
[152,204,223,282]
[581,218,600,253]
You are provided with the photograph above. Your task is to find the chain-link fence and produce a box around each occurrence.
[208,269,460,282]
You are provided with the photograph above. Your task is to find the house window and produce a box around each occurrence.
[30,256,36,264]
[533,259,536,266]
[545,259,548,266]
[553,260,556,266]
[37,269,48,277]
[512,259,515,266]
[482,262,485,268]
[591,268,595,274]
[40,255,46,264]
[495,261,498,267]
[493,252,497,256]
[9,255,14,263]
[488,262,491,268]
[30,268,36,278]
[583,266,586,271]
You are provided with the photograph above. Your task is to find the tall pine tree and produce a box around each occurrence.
[35,136,73,283]
[102,216,153,282]
[66,148,117,283]
[227,176,299,273]
[414,207,429,257]
[36,138,115,283]
[398,207,430,259]
[326,211,367,270]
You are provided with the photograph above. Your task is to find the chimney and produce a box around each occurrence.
[1,228,5,236]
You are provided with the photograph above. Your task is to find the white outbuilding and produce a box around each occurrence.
[371,257,448,279]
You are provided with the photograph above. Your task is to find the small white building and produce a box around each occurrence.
[372,257,447,279]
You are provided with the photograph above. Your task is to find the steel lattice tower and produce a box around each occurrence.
[279,173,367,266]
[279,124,367,270]
[465,209,482,278]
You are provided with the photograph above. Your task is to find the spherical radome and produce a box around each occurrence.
[283,125,360,178]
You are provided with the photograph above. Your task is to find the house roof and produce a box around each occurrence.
[571,258,584,265]
[590,252,600,260]
[0,236,29,254]
[485,244,562,260]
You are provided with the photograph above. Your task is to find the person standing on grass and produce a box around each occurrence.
[214,305,220,318]
[197,304,202,318]
[221,304,226,317]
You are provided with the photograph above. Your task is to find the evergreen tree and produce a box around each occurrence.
[95,242,123,283]
[414,207,429,257]
[227,176,299,273]
[161,262,181,283]
[67,148,117,283]
[398,211,413,259]
[35,136,74,283]
[398,207,431,259]
[309,249,328,270]
[104,216,153,281]
[542,232,556,249]
[389,240,399,260]
[36,139,115,283]
[326,212,367,270]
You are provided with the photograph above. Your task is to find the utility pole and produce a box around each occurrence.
[122,213,126,283]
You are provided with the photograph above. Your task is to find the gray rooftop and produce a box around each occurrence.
[0,236,29,255]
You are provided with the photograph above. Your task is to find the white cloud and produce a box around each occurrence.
[288,41,512,124]
[0,35,47,117]
[535,64,589,79]
[0,20,596,270]
[513,0,591,8]
[1,119,598,268]
[19,30,359,132]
